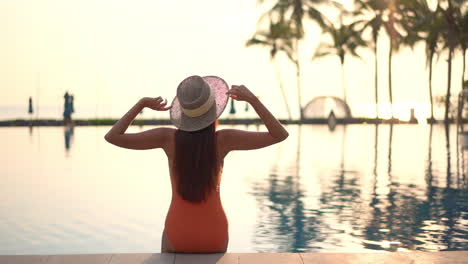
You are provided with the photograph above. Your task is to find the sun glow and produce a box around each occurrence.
[363,102,431,121]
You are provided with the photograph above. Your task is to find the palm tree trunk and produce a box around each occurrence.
[374,42,379,119]
[429,51,434,122]
[274,58,292,120]
[296,61,302,121]
[462,48,466,90]
[295,38,302,121]
[445,47,453,123]
[341,62,346,104]
[460,49,466,125]
[388,41,394,119]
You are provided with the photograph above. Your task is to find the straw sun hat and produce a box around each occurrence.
[170,75,229,132]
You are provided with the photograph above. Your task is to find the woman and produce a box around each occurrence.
[105,75,288,253]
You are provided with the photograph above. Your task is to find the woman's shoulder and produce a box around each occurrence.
[162,127,177,155]
[158,127,177,138]
[215,128,253,141]
[215,128,245,137]
[165,127,177,134]
[215,128,247,158]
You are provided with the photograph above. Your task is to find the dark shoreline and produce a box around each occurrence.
[0,118,466,126]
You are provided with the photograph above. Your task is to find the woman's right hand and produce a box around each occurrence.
[140,96,172,111]
[226,85,257,103]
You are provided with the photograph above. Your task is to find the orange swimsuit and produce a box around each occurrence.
[164,171,228,253]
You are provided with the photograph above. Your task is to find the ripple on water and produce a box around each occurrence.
[1,124,467,253]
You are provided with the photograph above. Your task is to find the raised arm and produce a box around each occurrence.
[218,85,288,155]
[104,97,174,150]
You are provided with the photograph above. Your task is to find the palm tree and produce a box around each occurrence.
[400,0,445,122]
[423,12,444,123]
[356,0,405,120]
[442,2,456,123]
[312,17,366,107]
[438,0,466,122]
[383,0,404,120]
[246,18,295,120]
[257,0,333,119]
[398,0,466,123]
[355,0,387,119]
[422,7,445,123]
[453,2,467,99]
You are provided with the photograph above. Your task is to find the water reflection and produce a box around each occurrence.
[4,124,467,253]
[250,124,468,252]
[64,125,74,155]
[446,124,452,189]
[250,125,323,252]
[427,124,434,188]
[358,124,467,251]
[319,124,362,248]
[365,124,424,251]
[28,125,34,145]
[461,134,467,186]
[455,124,466,188]
[366,123,390,250]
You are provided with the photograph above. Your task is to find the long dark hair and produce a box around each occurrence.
[174,120,220,203]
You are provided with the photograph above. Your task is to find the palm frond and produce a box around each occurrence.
[312,43,335,60]
[246,37,271,47]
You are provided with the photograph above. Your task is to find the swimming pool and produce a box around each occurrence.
[0,124,466,254]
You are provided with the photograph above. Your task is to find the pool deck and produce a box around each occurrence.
[1,251,467,264]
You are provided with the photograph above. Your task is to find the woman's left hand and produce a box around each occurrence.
[140,97,172,111]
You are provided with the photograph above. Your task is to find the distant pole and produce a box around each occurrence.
[28,97,34,124]
[28,97,33,114]
[63,91,71,125]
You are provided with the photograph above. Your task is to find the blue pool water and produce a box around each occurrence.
[0,124,467,254]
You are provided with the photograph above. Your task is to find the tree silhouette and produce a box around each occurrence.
[312,16,366,106]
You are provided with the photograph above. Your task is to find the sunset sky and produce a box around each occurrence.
[1,0,466,120]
